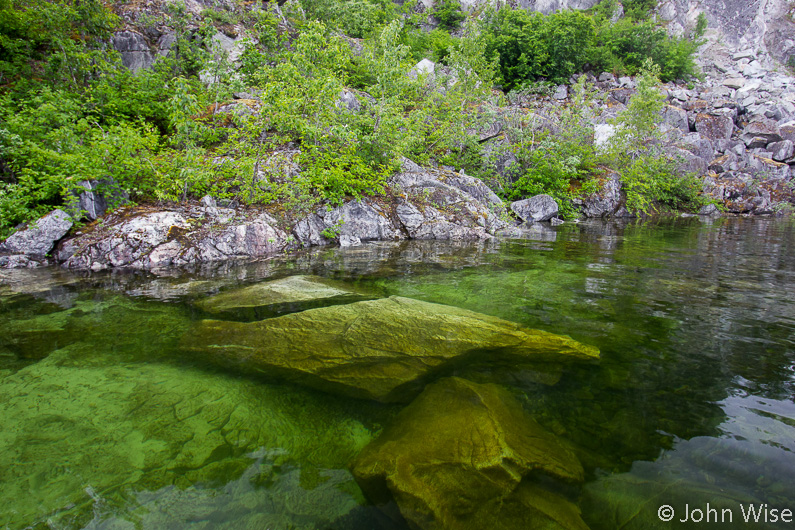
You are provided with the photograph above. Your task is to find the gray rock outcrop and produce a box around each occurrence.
[511,194,559,222]
[0,209,73,260]
[59,209,293,271]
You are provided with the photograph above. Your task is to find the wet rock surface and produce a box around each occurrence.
[195,274,370,320]
[352,377,588,530]
[180,296,600,402]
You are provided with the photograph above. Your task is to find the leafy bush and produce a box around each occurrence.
[484,8,594,88]
[607,62,706,214]
[431,0,466,31]
[484,5,700,89]
[589,17,700,81]
[300,0,397,38]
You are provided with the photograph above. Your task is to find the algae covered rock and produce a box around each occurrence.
[0,348,377,529]
[195,275,370,320]
[181,296,600,402]
[352,377,589,530]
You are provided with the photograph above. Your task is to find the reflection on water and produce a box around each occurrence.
[1,216,794,529]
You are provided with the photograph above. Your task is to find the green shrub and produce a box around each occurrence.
[431,0,466,31]
[607,61,706,214]
[484,9,594,88]
[589,17,699,81]
[300,0,397,38]
[484,5,699,89]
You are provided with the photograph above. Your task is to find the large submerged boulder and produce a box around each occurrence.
[195,275,370,320]
[181,296,600,402]
[352,377,589,530]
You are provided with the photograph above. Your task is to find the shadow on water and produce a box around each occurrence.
[1,217,794,529]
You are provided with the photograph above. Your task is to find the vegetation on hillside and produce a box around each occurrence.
[0,0,707,238]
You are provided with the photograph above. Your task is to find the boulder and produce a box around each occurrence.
[661,105,689,134]
[0,209,72,257]
[396,201,492,240]
[708,152,739,173]
[694,113,734,142]
[722,78,745,89]
[293,199,403,247]
[580,171,622,218]
[511,195,559,222]
[112,30,155,71]
[769,140,794,162]
[180,296,600,402]
[352,377,589,530]
[66,179,129,221]
[741,118,783,147]
[679,133,716,162]
[409,58,435,79]
[337,89,362,112]
[780,122,795,143]
[389,160,507,236]
[195,275,369,320]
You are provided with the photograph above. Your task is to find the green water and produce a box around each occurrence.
[1,216,794,529]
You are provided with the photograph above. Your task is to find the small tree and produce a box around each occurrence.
[608,58,665,159]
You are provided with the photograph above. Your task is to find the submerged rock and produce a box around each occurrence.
[0,348,375,529]
[195,275,370,320]
[352,377,589,530]
[181,296,599,402]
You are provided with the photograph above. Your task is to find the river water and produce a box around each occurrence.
[1,216,793,529]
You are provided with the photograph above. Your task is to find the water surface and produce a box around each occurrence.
[1,216,794,529]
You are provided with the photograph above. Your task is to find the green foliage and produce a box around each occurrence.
[498,76,601,218]
[589,17,700,81]
[694,12,707,39]
[606,62,706,214]
[0,0,120,91]
[300,145,388,204]
[431,0,465,31]
[400,27,455,64]
[484,4,700,89]
[484,8,594,88]
[300,0,398,38]
[622,0,656,20]
[620,155,704,214]
[607,59,665,155]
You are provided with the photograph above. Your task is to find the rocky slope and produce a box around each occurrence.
[2,0,795,270]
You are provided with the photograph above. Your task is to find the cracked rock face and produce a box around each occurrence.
[180,296,600,402]
[352,377,589,530]
[59,209,293,271]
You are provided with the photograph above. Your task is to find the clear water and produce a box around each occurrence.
[1,216,794,529]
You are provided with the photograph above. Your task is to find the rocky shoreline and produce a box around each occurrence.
[3,0,795,271]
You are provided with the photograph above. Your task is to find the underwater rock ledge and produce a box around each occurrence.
[180,296,600,402]
[352,377,590,530]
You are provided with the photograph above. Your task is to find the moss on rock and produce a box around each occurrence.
[195,274,371,320]
[352,377,589,530]
[181,296,600,402]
